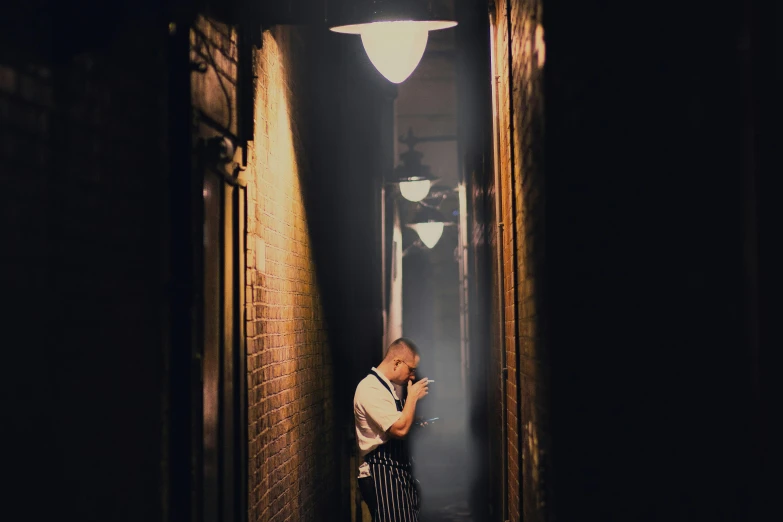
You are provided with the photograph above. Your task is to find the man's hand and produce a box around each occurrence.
[388,378,429,439]
[407,378,430,402]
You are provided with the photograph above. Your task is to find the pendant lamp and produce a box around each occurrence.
[407,205,447,248]
[330,0,457,84]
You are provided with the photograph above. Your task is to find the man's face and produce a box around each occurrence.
[392,353,420,386]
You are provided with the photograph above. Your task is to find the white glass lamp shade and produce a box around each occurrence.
[331,21,457,84]
[360,22,428,83]
[411,221,444,248]
[398,179,432,202]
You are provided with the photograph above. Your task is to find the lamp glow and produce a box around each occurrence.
[399,179,432,202]
[331,20,457,84]
[361,22,428,83]
[410,222,444,248]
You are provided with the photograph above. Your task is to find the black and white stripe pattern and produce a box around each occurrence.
[364,371,420,522]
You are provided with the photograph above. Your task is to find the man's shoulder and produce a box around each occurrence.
[354,373,391,404]
[356,373,384,394]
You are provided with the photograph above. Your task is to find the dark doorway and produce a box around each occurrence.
[202,160,248,522]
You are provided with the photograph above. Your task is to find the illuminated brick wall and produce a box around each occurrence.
[489,1,548,521]
[192,17,339,521]
[245,28,336,522]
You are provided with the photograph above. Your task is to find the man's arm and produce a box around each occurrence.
[387,396,418,439]
[387,379,429,439]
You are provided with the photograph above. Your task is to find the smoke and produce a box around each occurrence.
[403,238,479,521]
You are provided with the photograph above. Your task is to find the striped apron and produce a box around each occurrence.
[361,370,420,522]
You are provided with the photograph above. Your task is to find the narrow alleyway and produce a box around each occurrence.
[2,2,771,522]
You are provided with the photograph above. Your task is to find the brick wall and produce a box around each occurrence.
[190,16,339,522]
[245,27,336,522]
[489,1,548,521]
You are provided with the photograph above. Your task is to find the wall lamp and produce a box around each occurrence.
[329,0,457,83]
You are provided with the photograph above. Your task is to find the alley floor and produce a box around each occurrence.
[412,395,474,522]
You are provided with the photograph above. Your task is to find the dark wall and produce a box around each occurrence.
[465,0,770,519]
[1,6,171,522]
[295,25,392,520]
[544,1,762,520]
[752,0,778,516]
[297,24,389,410]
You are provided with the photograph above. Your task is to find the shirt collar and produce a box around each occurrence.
[370,367,399,400]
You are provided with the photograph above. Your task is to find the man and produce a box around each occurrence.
[354,338,430,522]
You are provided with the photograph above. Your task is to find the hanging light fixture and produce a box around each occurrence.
[330,0,457,84]
[407,205,447,248]
[392,145,438,202]
[399,178,433,202]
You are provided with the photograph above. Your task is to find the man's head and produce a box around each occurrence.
[381,337,420,386]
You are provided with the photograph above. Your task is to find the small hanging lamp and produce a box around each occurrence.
[407,205,447,248]
[392,146,438,202]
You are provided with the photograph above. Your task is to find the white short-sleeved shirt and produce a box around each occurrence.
[354,368,403,477]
